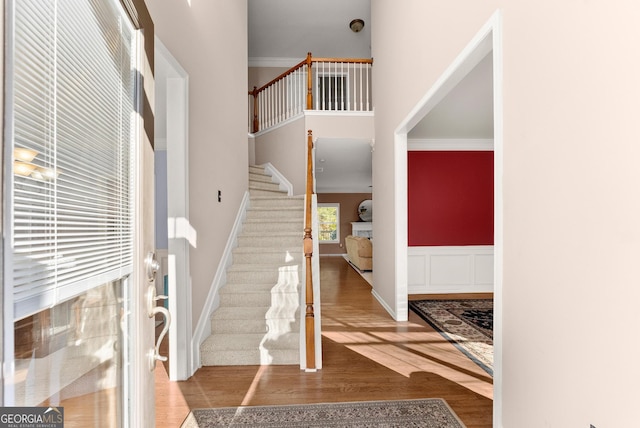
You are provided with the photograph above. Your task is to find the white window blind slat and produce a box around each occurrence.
[10,0,136,320]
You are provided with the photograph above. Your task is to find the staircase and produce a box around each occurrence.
[200,165,304,366]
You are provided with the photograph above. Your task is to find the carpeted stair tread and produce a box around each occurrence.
[200,333,300,365]
[249,165,269,174]
[211,318,299,335]
[249,172,274,183]
[227,263,299,271]
[219,282,300,295]
[232,248,303,264]
[200,349,299,366]
[218,294,299,306]
[211,305,300,320]
[243,220,303,233]
[237,236,302,248]
[202,332,300,350]
[249,190,290,197]
[244,218,303,224]
[249,181,282,191]
[239,230,302,237]
[245,212,302,221]
[250,195,303,206]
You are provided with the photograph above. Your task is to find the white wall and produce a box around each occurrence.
[146,0,248,334]
[372,0,640,426]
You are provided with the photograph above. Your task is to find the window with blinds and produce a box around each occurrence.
[8,0,137,320]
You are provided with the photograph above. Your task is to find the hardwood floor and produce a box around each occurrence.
[156,256,493,427]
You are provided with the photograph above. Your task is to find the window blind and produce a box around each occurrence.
[10,0,136,320]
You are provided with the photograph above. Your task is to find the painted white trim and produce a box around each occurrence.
[393,132,409,322]
[490,10,505,428]
[261,162,293,196]
[156,36,192,381]
[304,110,374,118]
[252,113,304,138]
[191,191,251,372]
[392,10,504,426]
[315,71,350,111]
[249,56,302,68]
[408,138,494,151]
[408,246,494,294]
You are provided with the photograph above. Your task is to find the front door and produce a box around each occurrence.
[1,0,157,425]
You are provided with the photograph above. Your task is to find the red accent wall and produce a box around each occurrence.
[408,151,494,246]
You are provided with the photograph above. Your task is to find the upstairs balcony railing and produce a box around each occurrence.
[249,52,373,133]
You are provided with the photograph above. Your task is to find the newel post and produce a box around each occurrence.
[304,129,316,370]
[250,86,259,133]
[306,52,313,110]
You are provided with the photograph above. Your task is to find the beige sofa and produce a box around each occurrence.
[345,235,372,271]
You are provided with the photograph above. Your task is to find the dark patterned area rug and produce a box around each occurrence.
[180,399,466,427]
[409,299,493,376]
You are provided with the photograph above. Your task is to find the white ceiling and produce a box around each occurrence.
[248,0,371,64]
[314,138,372,193]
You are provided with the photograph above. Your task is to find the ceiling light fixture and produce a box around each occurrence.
[349,19,365,33]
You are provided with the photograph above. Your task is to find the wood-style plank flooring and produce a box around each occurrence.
[156,256,493,427]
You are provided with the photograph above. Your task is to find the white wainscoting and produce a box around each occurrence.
[408,246,494,294]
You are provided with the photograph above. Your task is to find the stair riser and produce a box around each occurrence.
[201,350,299,366]
[226,269,302,284]
[232,252,302,265]
[246,209,303,220]
[249,189,289,197]
[250,181,282,191]
[249,166,267,175]
[237,235,301,248]
[249,173,273,183]
[219,291,301,308]
[211,318,300,334]
[227,270,279,283]
[220,282,300,295]
[250,198,303,208]
[243,222,303,233]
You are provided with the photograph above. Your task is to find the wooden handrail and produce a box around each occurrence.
[255,58,307,94]
[248,52,373,133]
[311,57,373,64]
[303,129,315,370]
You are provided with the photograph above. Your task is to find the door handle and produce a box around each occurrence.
[145,251,160,282]
[147,283,171,371]
[145,251,171,371]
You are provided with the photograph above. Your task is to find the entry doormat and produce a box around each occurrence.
[409,299,493,376]
[181,398,466,427]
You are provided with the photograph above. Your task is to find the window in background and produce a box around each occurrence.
[318,203,340,243]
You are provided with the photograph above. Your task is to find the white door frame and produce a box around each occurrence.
[155,38,193,380]
[392,10,503,426]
